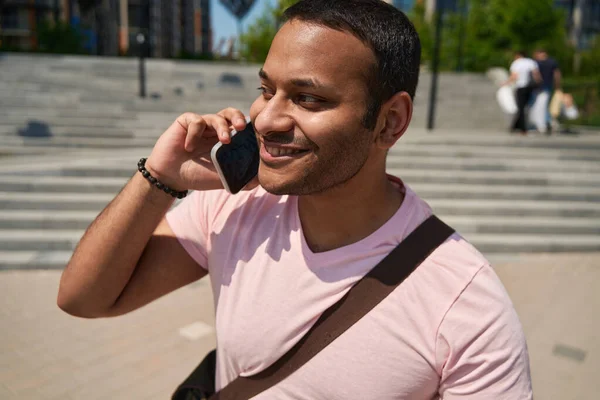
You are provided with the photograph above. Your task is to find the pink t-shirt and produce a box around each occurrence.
[166,180,532,399]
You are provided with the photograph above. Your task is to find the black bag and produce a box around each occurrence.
[172,349,216,400]
[172,215,454,400]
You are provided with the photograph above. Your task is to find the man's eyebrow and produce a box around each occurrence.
[258,69,326,89]
[290,78,323,89]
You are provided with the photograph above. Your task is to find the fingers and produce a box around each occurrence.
[179,114,207,152]
[175,109,247,154]
[218,108,247,132]
[177,113,232,153]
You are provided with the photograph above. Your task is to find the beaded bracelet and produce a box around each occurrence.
[137,158,188,199]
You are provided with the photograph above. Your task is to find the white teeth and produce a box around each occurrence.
[265,146,304,157]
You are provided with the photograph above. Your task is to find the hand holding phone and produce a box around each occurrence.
[211,121,259,194]
[144,110,251,192]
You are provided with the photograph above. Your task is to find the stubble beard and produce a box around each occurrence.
[261,127,373,196]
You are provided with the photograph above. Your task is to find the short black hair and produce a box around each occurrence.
[283,0,421,130]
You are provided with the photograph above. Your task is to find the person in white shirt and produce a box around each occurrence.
[504,51,542,134]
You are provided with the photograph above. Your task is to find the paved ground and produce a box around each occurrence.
[1,253,599,399]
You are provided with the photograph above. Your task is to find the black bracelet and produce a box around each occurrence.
[137,158,188,199]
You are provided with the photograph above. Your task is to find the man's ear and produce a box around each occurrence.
[376,91,412,149]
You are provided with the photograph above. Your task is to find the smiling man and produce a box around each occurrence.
[57,0,533,398]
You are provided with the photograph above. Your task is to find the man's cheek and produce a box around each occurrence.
[249,98,263,123]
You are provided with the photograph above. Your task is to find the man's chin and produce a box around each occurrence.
[258,171,304,196]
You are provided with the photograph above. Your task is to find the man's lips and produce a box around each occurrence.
[260,139,311,158]
[259,141,311,162]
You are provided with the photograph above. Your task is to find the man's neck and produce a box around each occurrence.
[298,168,404,253]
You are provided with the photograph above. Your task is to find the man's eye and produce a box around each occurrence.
[298,94,321,103]
[257,87,273,98]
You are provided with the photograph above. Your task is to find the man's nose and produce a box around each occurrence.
[254,95,294,136]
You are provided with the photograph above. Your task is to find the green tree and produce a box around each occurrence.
[37,21,85,54]
[409,2,433,65]
[239,0,298,63]
[460,0,567,72]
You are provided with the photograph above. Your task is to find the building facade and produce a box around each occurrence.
[392,0,417,12]
[555,0,600,49]
[0,0,212,57]
[407,0,599,50]
[0,0,73,50]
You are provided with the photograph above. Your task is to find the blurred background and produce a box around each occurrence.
[0,0,599,399]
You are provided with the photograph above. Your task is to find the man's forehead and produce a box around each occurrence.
[265,21,374,84]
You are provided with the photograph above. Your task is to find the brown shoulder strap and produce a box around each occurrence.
[211,215,455,400]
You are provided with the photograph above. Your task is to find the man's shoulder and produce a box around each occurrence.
[425,231,490,283]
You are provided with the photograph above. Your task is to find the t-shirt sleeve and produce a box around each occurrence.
[530,59,539,71]
[436,265,533,399]
[166,190,215,270]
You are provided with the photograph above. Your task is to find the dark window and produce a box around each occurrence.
[1,8,27,30]
[128,3,149,29]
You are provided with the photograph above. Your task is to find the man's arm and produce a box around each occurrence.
[57,173,206,318]
[57,110,248,318]
[502,72,518,86]
[554,67,562,90]
[532,67,542,85]
[436,265,532,399]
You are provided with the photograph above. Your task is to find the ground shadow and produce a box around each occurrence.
[18,120,53,138]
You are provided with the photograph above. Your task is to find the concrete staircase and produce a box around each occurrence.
[0,54,599,270]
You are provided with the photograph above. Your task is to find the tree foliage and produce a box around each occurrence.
[239,0,298,63]
[240,0,596,79]
[37,21,86,54]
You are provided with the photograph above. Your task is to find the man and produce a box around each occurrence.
[504,50,541,135]
[57,0,533,398]
[534,49,562,133]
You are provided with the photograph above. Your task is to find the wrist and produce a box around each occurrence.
[138,158,188,199]
[143,158,189,192]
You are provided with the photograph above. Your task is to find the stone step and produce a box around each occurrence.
[0,98,126,113]
[444,215,600,235]
[0,145,71,157]
[410,183,600,202]
[466,233,600,253]
[0,229,84,251]
[396,143,600,162]
[0,192,112,211]
[0,115,171,129]
[0,106,140,120]
[0,135,157,149]
[386,154,600,174]
[0,149,149,171]
[0,176,126,193]
[0,250,72,270]
[404,133,600,151]
[0,117,123,129]
[0,125,136,139]
[0,211,99,230]
[428,199,600,218]
[392,168,600,187]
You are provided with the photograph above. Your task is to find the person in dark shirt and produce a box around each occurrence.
[534,49,562,133]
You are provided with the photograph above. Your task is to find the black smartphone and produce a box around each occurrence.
[210,121,259,194]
